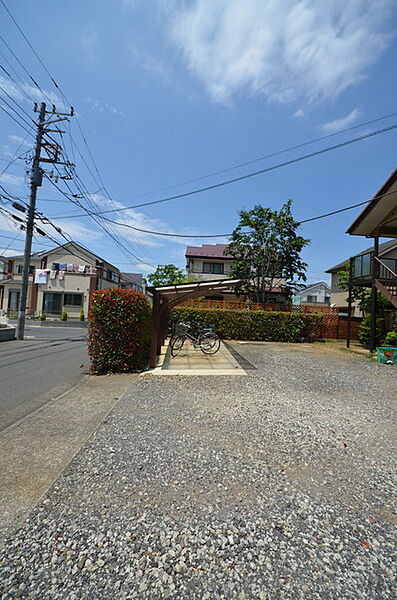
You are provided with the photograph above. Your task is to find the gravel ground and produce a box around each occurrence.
[1,342,396,599]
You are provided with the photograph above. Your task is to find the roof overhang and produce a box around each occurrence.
[347,168,397,238]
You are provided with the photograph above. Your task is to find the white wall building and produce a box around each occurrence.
[0,241,144,319]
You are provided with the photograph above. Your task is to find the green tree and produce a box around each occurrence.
[226,201,309,303]
[147,264,188,287]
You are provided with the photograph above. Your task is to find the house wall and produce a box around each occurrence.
[300,283,331,304]
[187,257,234,281]
[1,246,123,318]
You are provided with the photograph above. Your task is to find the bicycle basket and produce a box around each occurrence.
[175,322,190,336]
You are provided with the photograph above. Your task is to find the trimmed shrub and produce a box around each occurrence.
[40,312,46,321]
[384,331,397,346]
[61,310,68,321]
[358,314,384,347]
[79,309,85,321]
[88,288,152,374]
[170,307,323,343]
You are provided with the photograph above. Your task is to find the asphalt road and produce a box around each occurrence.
[0,325,88,431]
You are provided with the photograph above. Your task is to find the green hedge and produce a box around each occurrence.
[88,288,152,374]
[170,307,323,343]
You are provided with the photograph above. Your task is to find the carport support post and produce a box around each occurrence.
[369,236,379,353]
[346,257,353,348]
[149,289,160,369]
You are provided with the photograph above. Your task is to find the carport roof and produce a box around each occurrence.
[148,278,241,303]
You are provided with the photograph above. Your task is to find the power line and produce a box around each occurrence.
[0,131,30,179]
[114,111,397,205]
[59,189,397,239]
[0,102,34,136]
[54,123,397,219]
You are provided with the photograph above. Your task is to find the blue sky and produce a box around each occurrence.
[1,0,397,283]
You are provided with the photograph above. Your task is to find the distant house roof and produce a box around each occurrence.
[121,272,143,286]
[326,239,397,273]
[299,281,331,293]
[185,244,232,259]
[7,241,120,272]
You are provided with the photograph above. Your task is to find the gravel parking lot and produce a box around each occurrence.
[1,342,396,599]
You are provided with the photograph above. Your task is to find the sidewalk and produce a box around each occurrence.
[0,374,133,543]
[0,342,396,599]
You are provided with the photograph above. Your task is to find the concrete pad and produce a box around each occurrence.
[0,374,134,544]
[143,339,247,376]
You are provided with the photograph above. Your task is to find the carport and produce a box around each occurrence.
[147,278,241,368]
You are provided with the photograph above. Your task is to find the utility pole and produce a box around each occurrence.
[17,102,46,340]
[17,102,74,340]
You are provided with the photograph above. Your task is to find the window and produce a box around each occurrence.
[203,262,224,274]
[307,295,317,303]
[106,269,117,281]
[8,290,20,310]
[43,292,62,314]
[325,296,331,303]
[64,293,83,306]
[17,264,35,274]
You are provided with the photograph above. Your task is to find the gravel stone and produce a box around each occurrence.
[0,342,396,599]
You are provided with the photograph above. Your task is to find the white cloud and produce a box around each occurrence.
[39,218,101,245]
[0,75,67,111]
[81,28,99,62]
[322,108,361,133]
[0,172,24,187]
[86,97,124,116]
[0,246,21,257]
[135,262,155,274]
[8,135,32,148]
[167,0,395,106]
[294,108,304,118]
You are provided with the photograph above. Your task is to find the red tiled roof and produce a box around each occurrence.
[185,244,232,259]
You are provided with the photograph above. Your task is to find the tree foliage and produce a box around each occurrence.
[147,264,188,287]
[226,201,309,303]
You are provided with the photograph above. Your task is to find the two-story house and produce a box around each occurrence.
[0,240,144,319]
[186,244,234,281]
[326,239,397,313]
[293,281,331,305]
[185,243,288,302]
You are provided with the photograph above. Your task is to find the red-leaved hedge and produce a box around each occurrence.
[88,288,152,374]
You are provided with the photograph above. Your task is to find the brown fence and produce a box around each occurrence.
[177,299,361,339]
[178,299,288,312]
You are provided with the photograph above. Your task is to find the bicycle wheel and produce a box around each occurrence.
[199,332,221,354]
[171,335,185,357]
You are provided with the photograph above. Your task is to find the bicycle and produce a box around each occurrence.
[170,322,221,357]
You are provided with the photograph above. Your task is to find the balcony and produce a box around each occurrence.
[352,252,397,283]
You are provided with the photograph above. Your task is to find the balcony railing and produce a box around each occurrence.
[352,252,397,281]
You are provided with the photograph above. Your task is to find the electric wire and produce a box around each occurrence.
[54,123,397,219]
[115,111,397,204]
[0,102,34,136]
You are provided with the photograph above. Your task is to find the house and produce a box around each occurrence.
[343,167,397,349]
[294,281,331,305]
[326,239,397,313]
[186,244,233,281]
[185,243,288,303]
[120,272,144,292]
[0,241,143,319]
